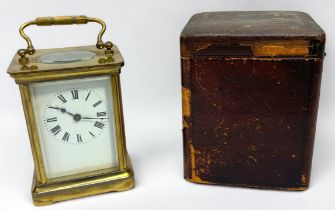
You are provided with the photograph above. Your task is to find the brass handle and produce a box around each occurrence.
[17,16,113,60]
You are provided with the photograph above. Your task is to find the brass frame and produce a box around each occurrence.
[8,45,134,206]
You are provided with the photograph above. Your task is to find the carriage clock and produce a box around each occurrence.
[7,16,134,205]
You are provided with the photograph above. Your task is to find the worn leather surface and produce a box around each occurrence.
[181,11,325,190]
[181,11,325,39]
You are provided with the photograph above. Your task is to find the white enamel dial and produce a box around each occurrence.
[43,88,109,145]
[29,76,119,179]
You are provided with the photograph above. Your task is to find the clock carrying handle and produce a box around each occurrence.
[17,16,114,59]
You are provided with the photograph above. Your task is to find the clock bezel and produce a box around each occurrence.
[8,45,134,205]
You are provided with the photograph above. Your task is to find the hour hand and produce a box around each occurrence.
[48,106,60,110]
[48,106,74,116]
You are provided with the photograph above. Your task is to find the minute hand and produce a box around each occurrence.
[82,117,109,120]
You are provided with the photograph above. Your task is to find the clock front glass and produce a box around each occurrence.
[29,76,119,179]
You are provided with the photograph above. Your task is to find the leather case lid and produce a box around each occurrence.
[180,11,326,58]
[181,11,325,39]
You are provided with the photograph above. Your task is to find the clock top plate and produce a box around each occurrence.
[7,45,124,76]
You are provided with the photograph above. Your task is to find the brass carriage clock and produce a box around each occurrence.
[7,16,134,205]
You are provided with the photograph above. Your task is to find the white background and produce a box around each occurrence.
[0,0,334,209]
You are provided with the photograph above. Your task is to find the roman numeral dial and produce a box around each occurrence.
[92,100,102,108]
[58,94,67,103]
[97,112,106,117]
[94,121,105,129]
[51,125,61,135]
[62,132,70,141]
[71,90,79,100]
[77,134,83,143]
[43,87,110,145]
[46,117,57,122]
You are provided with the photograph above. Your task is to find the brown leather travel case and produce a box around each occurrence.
[180,11,325,190]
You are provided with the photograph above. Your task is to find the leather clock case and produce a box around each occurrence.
[180,11,325,190]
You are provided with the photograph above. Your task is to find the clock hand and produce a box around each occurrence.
[48,106,61,110]
[48,107,108,121]
[48,106,75,116]
[82,117,109,120]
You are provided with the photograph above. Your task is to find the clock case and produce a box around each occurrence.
[7,16,134,206]
[181,11,325,190]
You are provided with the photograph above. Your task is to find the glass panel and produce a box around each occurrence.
[29,76,118,179]
[38,51,96,64]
